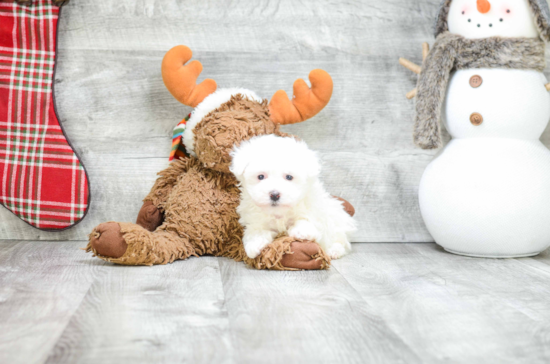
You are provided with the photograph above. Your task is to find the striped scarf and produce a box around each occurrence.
[169,114,191,161]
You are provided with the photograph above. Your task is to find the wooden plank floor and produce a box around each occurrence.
[1,241,549,364]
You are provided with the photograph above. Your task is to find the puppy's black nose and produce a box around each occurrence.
[270,191,280,202]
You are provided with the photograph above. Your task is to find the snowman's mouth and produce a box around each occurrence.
[467,18,504,28]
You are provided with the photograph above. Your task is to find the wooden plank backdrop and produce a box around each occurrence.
[1,0,550,241]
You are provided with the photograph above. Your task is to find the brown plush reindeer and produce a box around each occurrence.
[86,45,354,270]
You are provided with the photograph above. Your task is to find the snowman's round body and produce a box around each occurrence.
[420,68,550,257]
[418,0,550,257]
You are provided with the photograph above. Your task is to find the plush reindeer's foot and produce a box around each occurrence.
[281,241,330,270]
[333,196,355,217]
[241,235,330,271]
[86,222,197,266]
[87,222,128,259]
[136,201,164,232]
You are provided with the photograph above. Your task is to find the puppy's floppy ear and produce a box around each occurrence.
[300,142,321,178]
[230,142,251,180]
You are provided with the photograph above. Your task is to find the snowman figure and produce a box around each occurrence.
[400,0,550,257]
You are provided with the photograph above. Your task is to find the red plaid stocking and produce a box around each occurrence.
[0,0,89,230]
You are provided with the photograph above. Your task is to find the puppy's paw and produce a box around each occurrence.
[244,235,273,259]
[289,227,318,241]
[326,244,347,260]
[288,221,321,242]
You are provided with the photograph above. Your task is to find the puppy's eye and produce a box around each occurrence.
[258,175,265,180]
[286,175,293,181]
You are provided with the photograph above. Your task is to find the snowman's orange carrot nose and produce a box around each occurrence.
[477,0,491,14]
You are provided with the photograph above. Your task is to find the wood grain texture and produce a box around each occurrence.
[1,241,549,363]
[332,243,550,364]
[0,241,103,364]
[1,0,550,242]
[218,258,420,364]
[44,256,233,364]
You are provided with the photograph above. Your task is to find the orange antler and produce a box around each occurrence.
[161,45,217,107]
[269,69,333,125]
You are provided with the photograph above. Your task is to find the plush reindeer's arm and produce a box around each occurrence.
[143,158,191,210]
[136,158,192,231]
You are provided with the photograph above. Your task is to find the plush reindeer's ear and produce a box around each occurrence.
[162,45,218,107]
[269,69,333,125]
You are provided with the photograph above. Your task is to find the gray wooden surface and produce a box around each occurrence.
[4,0,550,241]
[0,241,549,364]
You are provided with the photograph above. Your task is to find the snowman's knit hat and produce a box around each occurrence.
[434,0,550,41]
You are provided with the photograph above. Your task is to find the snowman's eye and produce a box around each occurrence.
[507,9,510,13]
[468,19,471,22]
[462,11,465,15]
[500,18,503,22]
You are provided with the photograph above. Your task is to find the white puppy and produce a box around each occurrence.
[230,135,356,260]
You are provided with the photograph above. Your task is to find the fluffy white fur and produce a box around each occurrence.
[184,88,263,156]
[230,135,356,260]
